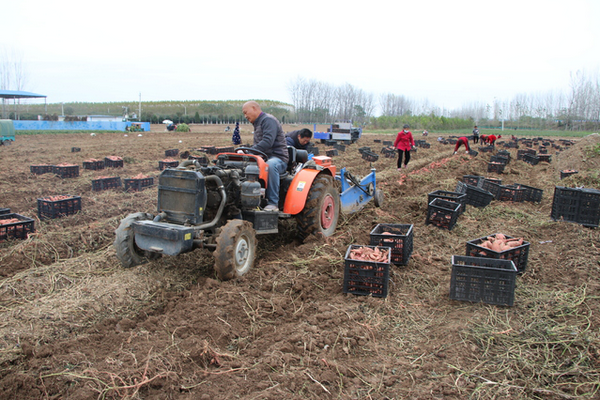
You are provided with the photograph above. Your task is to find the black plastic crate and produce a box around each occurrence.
[481,178,502,199]
[577,188,600,228]
[450,255,517,306]
[479,146,494,153]
[497,184,525,202]
[200,146,217,154]
[468,149,479,157]
[465,233,530,274]
[159,160,180,170]
[456,182,494,208]
[522,153,539,166]
[560,170,579,180]
[37,195,82,220]
[463,175,483,187]
[426,198,461,230]
[334,143,346,152]
[165,148,179,157]
[30,164,54,175]
[326,149,339,157]
[514,183,543,203]
[490,155,509,165]
[92,177,122,192]
[104,157,124,168]
[487,162,505,174]
[382,141,393,146]
[361,150,379,162]
[82,159,105,170]
[0,208,10,215]
[71,147,81,152]
[53,164,80,178]
[358,146,371,154]
[537,154,552,163]
[0,213,35,242]
[517,149,536,160]
[551,187,581,224]
[343,245,391,298]
[124,177,154,192]
[188,155,209,165]
[369,223,413,266]
[428,190,467,215]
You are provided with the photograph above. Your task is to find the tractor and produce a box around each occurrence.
[114,146,383,280]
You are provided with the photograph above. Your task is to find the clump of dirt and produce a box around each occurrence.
[555,132,600,172]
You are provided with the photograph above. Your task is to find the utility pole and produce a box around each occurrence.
[139,92,142,122]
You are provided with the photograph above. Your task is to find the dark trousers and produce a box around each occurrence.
[473,136,479,144]
[397,149,411,167]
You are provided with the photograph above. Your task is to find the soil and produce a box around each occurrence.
[0,125,599,399]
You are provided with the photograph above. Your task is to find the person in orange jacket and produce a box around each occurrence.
[393,124,416,170]
[454,137,470,154]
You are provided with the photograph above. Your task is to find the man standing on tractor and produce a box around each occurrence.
[242,101,289,212]
[285,128,312,150]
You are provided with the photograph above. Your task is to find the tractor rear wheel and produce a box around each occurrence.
[296,174,340,241]
[114,212,161,268]
[214,219,256,281]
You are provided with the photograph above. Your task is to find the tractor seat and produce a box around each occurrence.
[280,146,309,179]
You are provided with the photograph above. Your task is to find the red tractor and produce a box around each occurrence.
[114,146,382,280]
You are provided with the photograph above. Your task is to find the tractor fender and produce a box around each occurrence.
[282,167,335,215]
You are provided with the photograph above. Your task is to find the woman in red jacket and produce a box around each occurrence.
[393,124,416,170]
[454,136,470,154]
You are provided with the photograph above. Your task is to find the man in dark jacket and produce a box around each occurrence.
[242,101,289,212]
[285,128,312,149]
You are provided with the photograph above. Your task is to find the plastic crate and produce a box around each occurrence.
[514,183,543,203]
[428,190,467,215]
[0,213,35,242]
[326,149,339,157]
[560,170,579,180]
[481,178,502,199]
[456,182,494,208]
[468,149,479,157]
[551,187,581,224]
[92,177,122,192]
[0,208,10,215]
[159,160,179,170]
[522,153,539,166]
[361,150,379,162]
[577,188,600,228]
[382,140,393,146]
[52,164,80,178]
[450,255,517,306]
[426,198,461,230]
[124,177,154,192]
[490,155,510,165]
[188,155,209,165]
[37,195,82,220]
[369,223,414,266]
[463,175,483,187]
[165,148,179,157]
[71,147,81,152]
[517,149,536,160]
[343,245,391,298]
[358,146,371,154]
[200,146,217,154]
[465,233,530,274]
[479,146,494,153]
[104,157,124,168]
[497,184,525,202]
[487,162,505,174]
[82,159,105,170]
[537,154,552,163]
[30,164,54,175]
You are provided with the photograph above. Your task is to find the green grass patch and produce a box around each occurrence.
[16,130,124,135]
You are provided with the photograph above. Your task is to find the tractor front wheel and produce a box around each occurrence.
[296,174,340,241]
[114,212,161,268]
[214,219,257,281]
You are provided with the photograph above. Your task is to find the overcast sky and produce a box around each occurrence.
[3,0,599,113]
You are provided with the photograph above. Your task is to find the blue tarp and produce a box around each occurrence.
[13,120,150,132]
[0,90,47,99]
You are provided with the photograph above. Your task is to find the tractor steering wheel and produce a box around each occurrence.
[235,147,268,161]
